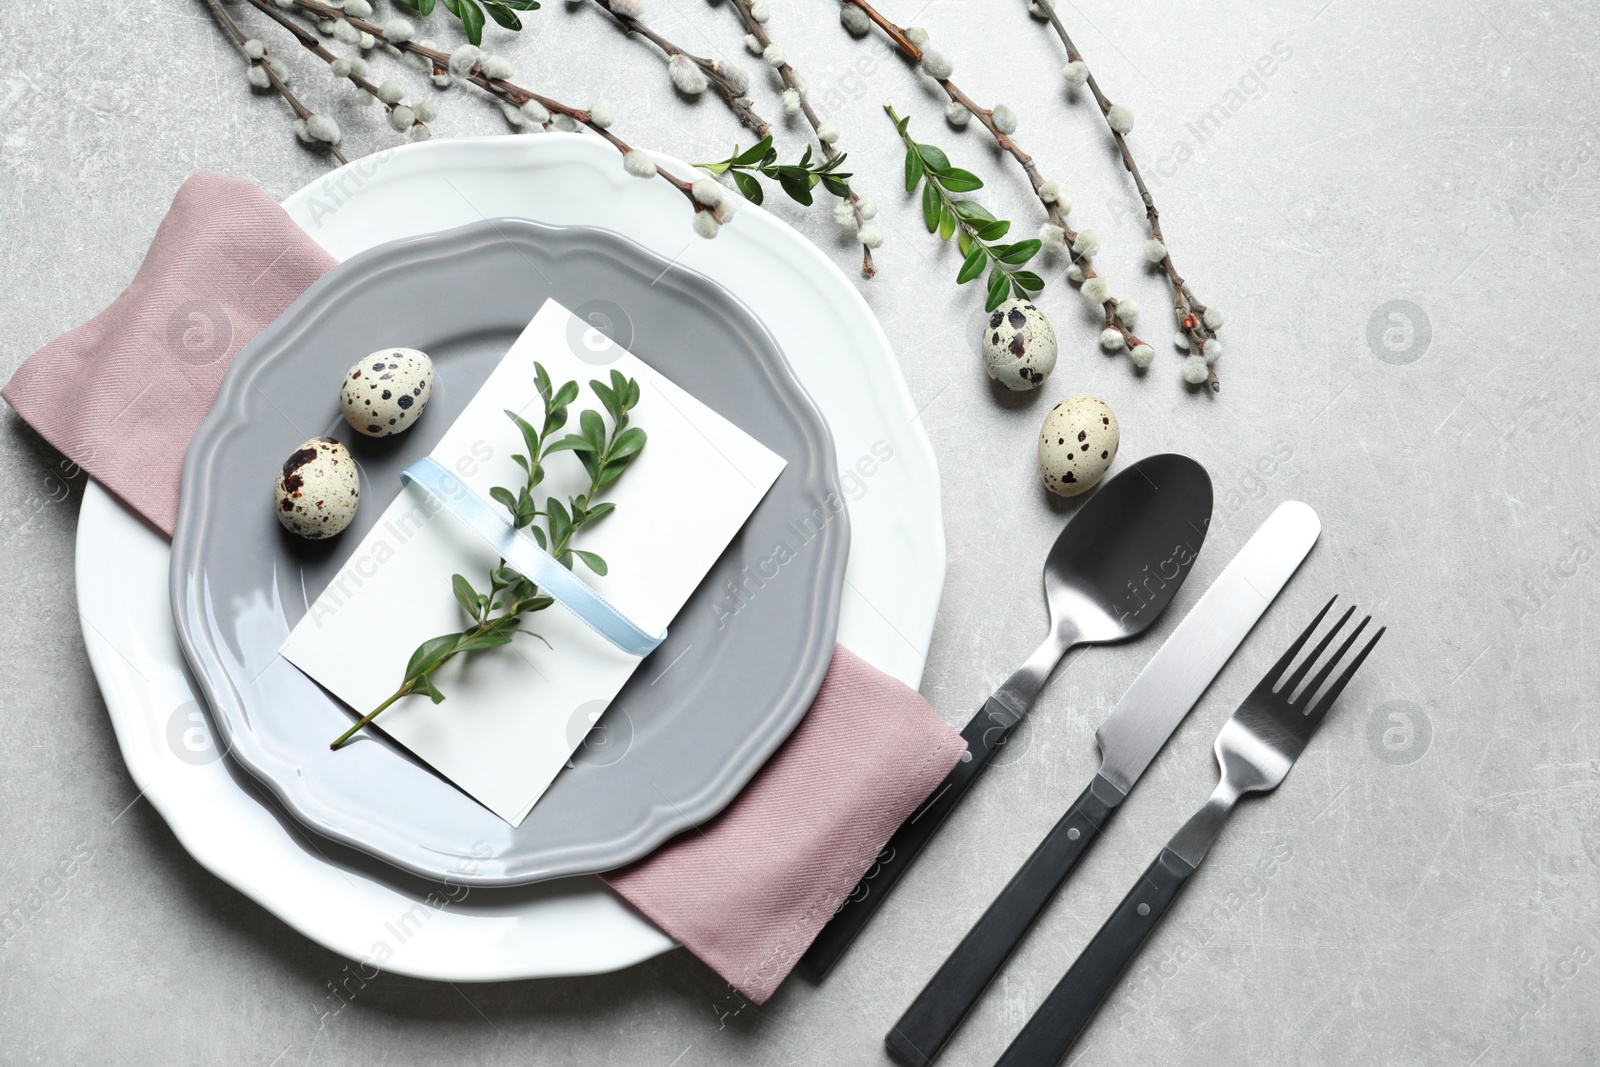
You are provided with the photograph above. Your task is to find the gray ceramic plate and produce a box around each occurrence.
[171,219,847,886]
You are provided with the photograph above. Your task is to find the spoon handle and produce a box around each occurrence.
[799,695,1021,978]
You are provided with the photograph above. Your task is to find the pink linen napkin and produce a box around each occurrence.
[2,171,337,535]
[4,170,966,1002]
[604,644,966,1003]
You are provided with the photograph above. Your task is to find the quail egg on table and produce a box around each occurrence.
[981,298,1057,391]
[340,347,434,437]
[1038,396,1119,497]
[274,436,360,539]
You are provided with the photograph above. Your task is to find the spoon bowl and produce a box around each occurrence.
[1044,453,1214,645]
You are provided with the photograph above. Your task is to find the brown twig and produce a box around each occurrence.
[199,0,348,165]
[1027,0,1219,390]
[276,0,707,214]
[589,0,771,141]
[245,0,425,136]
[842,0,1154,360]
[725,1,876,278]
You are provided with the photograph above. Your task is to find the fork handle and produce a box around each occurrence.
[884,775,1123,1067]
[994,848,1197,1067]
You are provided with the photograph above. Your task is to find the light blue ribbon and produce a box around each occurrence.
[400,456,666,659]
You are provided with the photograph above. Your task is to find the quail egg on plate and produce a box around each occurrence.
[274,436,360,538]
[341,348,434,437]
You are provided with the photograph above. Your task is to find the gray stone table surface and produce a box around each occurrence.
[2,0,1597,1063]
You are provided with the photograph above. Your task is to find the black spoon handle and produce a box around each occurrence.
[884,775,1122,1067]
[799,695,1021,978]
[994,848,1197,1067]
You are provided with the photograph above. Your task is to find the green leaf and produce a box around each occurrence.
[483,1,522,30]
[499,0,540,9]
[939,202,958,241]
[572,549,608,576]
[579,408,606,452]
[505,410,542,463]
[489,485,518,517]
[609,426,647,462]
[956,245,987,284]
[553,380,580,408]
[916,142,951,173]
[976,219,1011,241]
[404,633,462,682]
[904,148,924,192]
[952,200,996,223]
[937,167,983,192]
[528,524,547,549]
[732,171,763,203]
[985,267,1011,312]
[996,239,1041,264]
[921,181,941,233]
[821,175,850,199]
[734,136,773,167]
[417,673,446,704]
[452,574,482,619]
[456,631,513,653]
[544,433,595,455]
[958,229,974,258]
[583,501,616,524]
[456,0,486,44]
[546,496,572,550]
[590,380,619,423]
[778,171,814,206]
[1013,270,1045,292]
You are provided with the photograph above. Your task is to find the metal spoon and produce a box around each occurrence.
[800,453,1214,978]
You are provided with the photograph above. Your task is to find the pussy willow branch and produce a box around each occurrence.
[589,0,770,141]
[200,0,349,164]
[1027,0,1218,389]
[725,0,875,278]
[843,0,1148,350]
[279,0,705,212]
[245,0,420,133]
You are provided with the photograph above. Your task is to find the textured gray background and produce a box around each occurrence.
[2,0,1597,1064]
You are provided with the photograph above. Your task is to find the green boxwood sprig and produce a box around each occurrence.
[329,363,645,750]
[699,135,852,207]
[886,102,1043,312]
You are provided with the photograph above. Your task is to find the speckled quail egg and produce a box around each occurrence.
[340,348,433,437]
[981,299,1057,391]
[1038,396,1119,498]
[274,436,360,538]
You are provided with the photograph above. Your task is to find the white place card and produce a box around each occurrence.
[280,300,786,824]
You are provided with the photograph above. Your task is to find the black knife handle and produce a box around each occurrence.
[884,775,1123,1067]
[994,848,1197,1067]
[799,696,1022,978]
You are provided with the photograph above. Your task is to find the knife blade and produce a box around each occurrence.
[884,500,1321,1067]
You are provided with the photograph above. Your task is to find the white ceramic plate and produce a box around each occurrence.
[75,134,944,980]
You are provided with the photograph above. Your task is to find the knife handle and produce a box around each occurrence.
[884,775,1122,1067]
[799,696,1021,979]
[994,848,1197,1067]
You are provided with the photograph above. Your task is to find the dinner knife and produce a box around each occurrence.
[884,500,1321,1067]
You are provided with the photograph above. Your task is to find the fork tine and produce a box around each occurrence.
[1295,614,1369,709]
[1304,624,1386,725]
[1282,605,1356,700]
[1255,595,1338,695]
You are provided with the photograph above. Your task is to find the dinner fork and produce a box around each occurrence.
[990,597,1383,1067]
